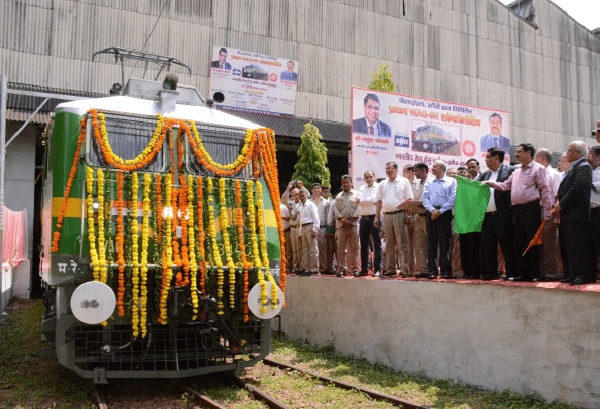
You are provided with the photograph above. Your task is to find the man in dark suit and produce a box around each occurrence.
[211,47,232,70]
[480,113,510,154]
[478,148,516,280]
[556,141,594,285]
[352,93,392,137]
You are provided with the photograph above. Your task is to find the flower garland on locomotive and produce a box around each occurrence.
[51,109,285,336]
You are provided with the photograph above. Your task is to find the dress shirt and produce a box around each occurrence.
[280,204,290,230]
[311,197,330,227]
[544,164,562,204]
[376,177,413,213]
[592,166,600,209]
[298,200,320,233]
[485,170,499,213]
[488,160,552,217]
[422,176,456,214]
[333,189,361,227]
[411,177,429,215]
[358,182,379,216]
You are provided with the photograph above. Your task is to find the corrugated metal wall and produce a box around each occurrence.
[1,0,599,151]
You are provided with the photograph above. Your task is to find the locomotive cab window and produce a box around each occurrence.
[186,124,252,179]
[86,112,168,172]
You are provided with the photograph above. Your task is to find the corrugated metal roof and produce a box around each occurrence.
[6,82,107,115]
[6,109,50,125]
[218,108,351,144]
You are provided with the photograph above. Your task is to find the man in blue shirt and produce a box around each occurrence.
[423,160,457,279]
[281,61,298,82]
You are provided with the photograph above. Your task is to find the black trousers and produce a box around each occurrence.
[426,210,452,276]
[590,208,600,278]
[512,201,541,280]
[562,221,593,281]
[481,212,516,278]
[359,215,382,273]
[459,232,481,278]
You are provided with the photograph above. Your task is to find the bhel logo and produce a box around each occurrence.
[270,73,278,82]
[395,134,410,148]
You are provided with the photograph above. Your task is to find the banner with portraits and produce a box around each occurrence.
[208,46,298,117]
[351,87,510,187]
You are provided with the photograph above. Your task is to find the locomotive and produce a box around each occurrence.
[39,74,285,383]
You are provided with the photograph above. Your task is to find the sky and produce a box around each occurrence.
[499,0,600,31]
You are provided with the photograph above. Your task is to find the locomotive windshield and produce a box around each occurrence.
[86,112,167,172]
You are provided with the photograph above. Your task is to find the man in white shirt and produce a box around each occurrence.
[375,162,414,276]
[321,186,335,273]
[281,182,304,274]
[358,170,381,276]
[310,183,331,274]
[298,188,320,275]
[588,145,600,281]
[534,148,563,280]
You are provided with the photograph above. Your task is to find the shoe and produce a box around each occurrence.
[508,276,530,282]
[336,270,346,277]
[454,274,466,279]
[479,274,494,281]
[440,273,453,279]
[373,271,382,277]
[356,270,368,277]
[570,277,595,286]
[305,271,319,277]
[428,273,437,279]
[415,273,428,278]
[383,271,398,277]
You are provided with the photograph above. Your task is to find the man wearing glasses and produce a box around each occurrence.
[352,93,392,137]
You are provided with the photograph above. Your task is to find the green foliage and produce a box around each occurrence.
[292,122,331,187]
[368,63,396,92]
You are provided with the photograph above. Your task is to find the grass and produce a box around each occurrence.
[0,299,582,408]
[0,299,96,408]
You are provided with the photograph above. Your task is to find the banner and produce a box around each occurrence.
[208,46,298,117]
[351,87,510,187]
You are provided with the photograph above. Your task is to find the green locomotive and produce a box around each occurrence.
[40,76,285,383]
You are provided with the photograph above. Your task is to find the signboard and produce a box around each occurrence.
[351,87,510,187]
[208,46,298,117]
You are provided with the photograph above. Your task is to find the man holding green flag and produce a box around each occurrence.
[454,172,491,279]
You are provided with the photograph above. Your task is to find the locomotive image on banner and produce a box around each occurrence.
[350,87,510,187]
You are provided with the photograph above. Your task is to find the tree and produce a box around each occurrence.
[368,63,395,92]
[292,122,331,187]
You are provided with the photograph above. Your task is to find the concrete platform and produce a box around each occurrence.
[279,275,600,408]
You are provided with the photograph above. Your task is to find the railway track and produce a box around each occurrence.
[93,359,434,408]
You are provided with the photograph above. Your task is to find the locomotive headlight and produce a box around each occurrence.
[92,201,100,210]
[70,281,116,325]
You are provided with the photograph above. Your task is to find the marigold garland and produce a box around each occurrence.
[116,171,126,316]
[130,172,140,336]
[207,178,225,315]
[97,169,107,285]
[188,175,199,318]
[257,129,286,301]
[92,110,166,171]
[140,174,152,337]
[196,177,206,295]
[255,181,278,310]
[86,168,99,282]
[51,115,87,252]
[234,180,250,322]
[218,178,236,309]
[159,174,173,324]
[247,180,267,314]
[188,122,256,176]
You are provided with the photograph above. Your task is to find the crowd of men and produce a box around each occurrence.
[281,141,600,286]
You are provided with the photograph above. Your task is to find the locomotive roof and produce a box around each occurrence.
[55,95,263,131]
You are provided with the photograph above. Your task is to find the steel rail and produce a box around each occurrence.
[93,385,108,409]
[233,376,292,409]
[178,383,228,409]
[263,357,435,409]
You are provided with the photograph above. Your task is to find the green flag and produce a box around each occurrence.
[454,176,491,234]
